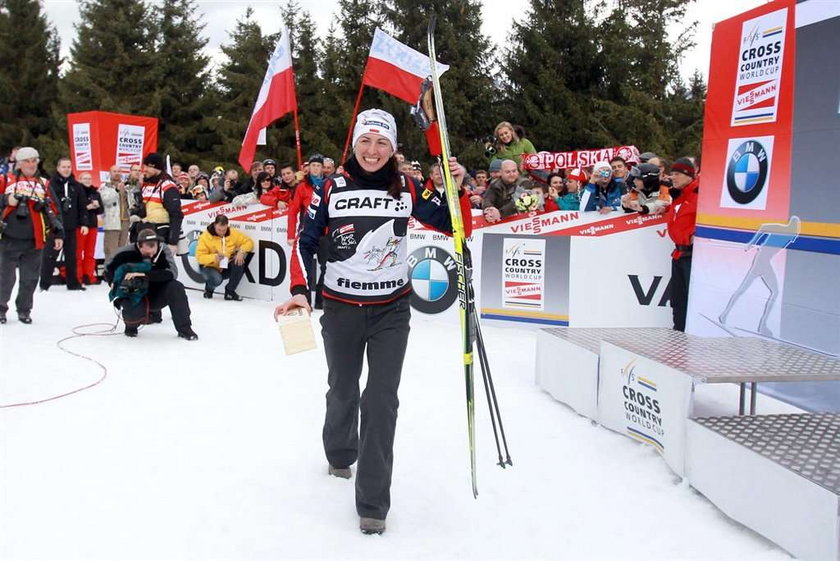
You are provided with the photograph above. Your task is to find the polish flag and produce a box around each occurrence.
[362,28,449,104]
[238,30,297,171]
[362,28,449,155]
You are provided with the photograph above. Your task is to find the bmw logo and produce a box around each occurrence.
[180,229,205,283]
[407,246,458,314]
[726,140,769,204]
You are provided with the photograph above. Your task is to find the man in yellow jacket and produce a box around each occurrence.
[195,214,254,300]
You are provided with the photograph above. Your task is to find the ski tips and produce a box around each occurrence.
[429,14,437,35]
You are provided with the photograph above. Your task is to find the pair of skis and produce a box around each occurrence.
[425,16,512,498]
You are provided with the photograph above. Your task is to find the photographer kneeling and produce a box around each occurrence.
[104,228,198,340]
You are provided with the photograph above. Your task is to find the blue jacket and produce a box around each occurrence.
[581,180,623,212]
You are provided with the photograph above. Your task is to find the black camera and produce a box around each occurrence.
[15,194,30,218]
[121,272,149,295]
[481,135,498,159]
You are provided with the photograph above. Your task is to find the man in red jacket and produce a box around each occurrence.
[666,157,699,332]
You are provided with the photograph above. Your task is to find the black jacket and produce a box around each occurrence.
[49,173,89,230]
[104,242,178,286]
[81,185,104,226]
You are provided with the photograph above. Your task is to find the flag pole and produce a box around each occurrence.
[293,108,303,169]
[341,76,367,164]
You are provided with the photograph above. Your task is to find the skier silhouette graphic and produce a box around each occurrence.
[718,216,801,336]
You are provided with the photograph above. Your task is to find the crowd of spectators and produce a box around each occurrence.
[0,119,699,330]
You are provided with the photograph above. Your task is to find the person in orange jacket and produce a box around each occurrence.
[195,214,254,300]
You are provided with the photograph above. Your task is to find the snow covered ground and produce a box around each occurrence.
[0,285,794,560]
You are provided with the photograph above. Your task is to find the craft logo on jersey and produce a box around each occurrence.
[620,359,664,453]
[72,122,93,171]
[116,124,146,169]
[731,8,787,126]
[721,136,774,210]
[406,245,458,314]
[502,238,546,310]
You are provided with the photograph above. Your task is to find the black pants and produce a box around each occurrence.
[671,256,692,332]
[0,238,42,315]
[41,229,80,289]
[314,237,329,306]
[119,279,192,332]
[320,295,411,520]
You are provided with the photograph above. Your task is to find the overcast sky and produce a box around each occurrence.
[43,0,767,83]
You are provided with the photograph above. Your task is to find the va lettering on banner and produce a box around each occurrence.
[521,146,640,171]
[116,124,146,170]
[502,238,546,310]
[73,123,93,171]
[731,8,787,126]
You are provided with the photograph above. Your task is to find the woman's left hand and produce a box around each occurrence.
[447,156,465,189]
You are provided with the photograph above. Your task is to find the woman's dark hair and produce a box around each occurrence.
[255,171,272,197]
[386,156,403,200]
[547,172,568,197]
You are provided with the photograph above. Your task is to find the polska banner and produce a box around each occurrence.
[520,146,641,170]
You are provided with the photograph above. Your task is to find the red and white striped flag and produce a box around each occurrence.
[238,30,297,171]
[362,28,450,104]
[361,28,450,156]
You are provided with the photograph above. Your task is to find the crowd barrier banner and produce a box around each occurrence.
[67,111,158,184]
[174,201,673,329]
[689,0,840,409]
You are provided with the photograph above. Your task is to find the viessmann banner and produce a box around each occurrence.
[690,0,840,410]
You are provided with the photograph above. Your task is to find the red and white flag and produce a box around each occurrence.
[238,30,297,170]
[362,28,449,104]
[361,28,450,156]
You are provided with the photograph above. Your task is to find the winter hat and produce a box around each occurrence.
[136,228,160,244]
[307,153,324,164]
[262,158,277,167]
[352,109,397,151]
[637,163,660,180]
[671,157,696,178]
[592,160,611,174]
[143,152,164,171]
[14,146,39,164]
[639,151,658,163]
[488,159,502,173]
[566,168,586,183]
[177,172,190,182]
[410,160,422,171]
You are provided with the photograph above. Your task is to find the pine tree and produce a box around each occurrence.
[61,0,159,116]
[501,0,604,152]
[0,0,62,161]
[156,0,213,168]
[320,23,355,161]
[382,0,498,167]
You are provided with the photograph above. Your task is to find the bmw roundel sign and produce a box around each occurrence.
[407,246,458,314]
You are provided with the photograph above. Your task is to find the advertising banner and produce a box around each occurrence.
[597,342,694,476]
[520,146,640,171]
[731,8,788,127]
[66,111,158,184]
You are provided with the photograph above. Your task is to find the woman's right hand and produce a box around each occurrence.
[274,294,311,320]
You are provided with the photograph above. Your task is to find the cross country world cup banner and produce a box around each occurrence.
[72,123,93,171]
[116,124,146,169]
[731,8,787,126]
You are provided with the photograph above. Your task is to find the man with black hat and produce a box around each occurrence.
[131,153,183,255]
[0,147,65,324]
[104,228,197,339]
[40,156,89,291]
[665,157,700,332]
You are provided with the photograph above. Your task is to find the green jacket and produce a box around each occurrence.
[491,137,537,168]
